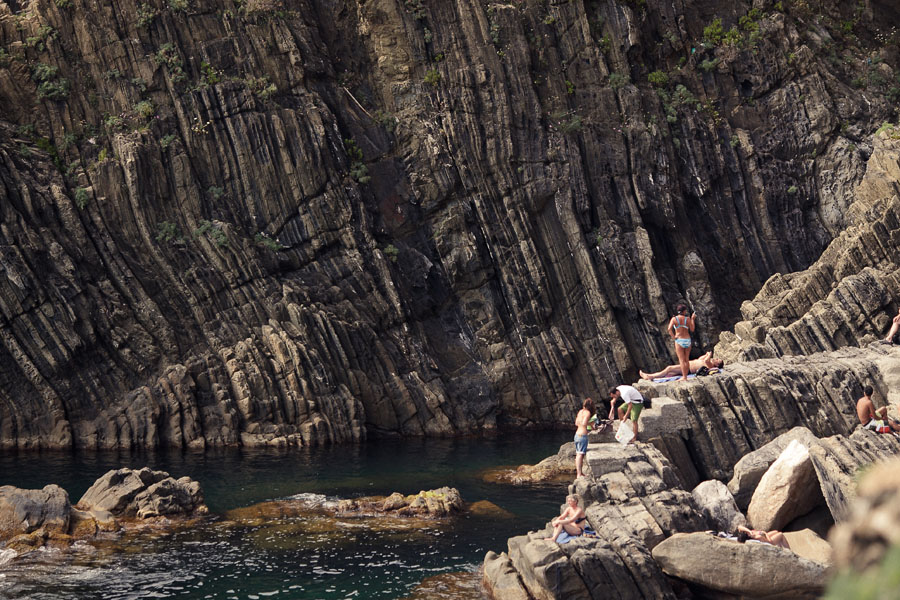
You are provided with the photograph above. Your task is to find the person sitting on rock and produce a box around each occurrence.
[734,525,791,549]
[856,385,900,433]
[884,308,900,343]
[544,495,587,543]
[639,351,724,381]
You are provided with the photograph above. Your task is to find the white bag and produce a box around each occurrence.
[615,420,635,445]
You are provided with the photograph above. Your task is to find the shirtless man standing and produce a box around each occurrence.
[639,352,724,381]
[856,386,900,433]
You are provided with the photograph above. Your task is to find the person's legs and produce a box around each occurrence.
[876,406,889,420]
[544,522,564,541]
[675,343,691,380]
[640,365,680,380]
[561,521,584,536]
[766,530,790,549]
[629,403,642,443]
[574,435,588,478]
[885,311,900,341]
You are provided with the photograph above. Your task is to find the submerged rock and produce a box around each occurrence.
[652,532,827,598]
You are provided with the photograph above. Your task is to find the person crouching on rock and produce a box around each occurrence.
[857,385,900,433]
[574,398,595,479]
[734,525,791,549]
[610,385,644,444]
[544,495,587,542]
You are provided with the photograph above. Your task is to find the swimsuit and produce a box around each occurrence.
[673,315,691,348]
[575,516,587,524]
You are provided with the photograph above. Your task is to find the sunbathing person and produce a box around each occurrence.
[639,352,724,381]
[544,495,587,542]
[734,525,790,549]
[856,385,900,433]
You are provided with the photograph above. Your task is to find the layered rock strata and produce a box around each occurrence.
[0,0,898,448]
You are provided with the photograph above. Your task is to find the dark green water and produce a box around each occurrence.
[0,432,569,599]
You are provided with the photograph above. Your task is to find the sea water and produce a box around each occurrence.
[0,432,568,599]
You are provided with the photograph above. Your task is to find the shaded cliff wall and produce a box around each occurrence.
[0,0,897,448]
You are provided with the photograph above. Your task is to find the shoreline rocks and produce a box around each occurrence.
[0,468,207,561]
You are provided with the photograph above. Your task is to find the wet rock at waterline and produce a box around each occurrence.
[0,468,206,560]
[77,467,208,519]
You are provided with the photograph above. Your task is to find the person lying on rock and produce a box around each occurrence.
[884,308,900,343]
[544,495,587,542]
[639,351,724,381]
[734,525,791,549]
[574,398,595,479]
[856,385,900,433]
[609,385,643,444]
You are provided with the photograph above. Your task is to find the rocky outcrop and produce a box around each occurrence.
[77,467,207,518]
[715,128,900,364]
[0,467,206,559]
[635,344,900,481]
[652,532,828,599]
[0,0,898,448]
[0,484,70,538]
[486,442,709,600]
[691,479,746,533]
[728,426,821,510]
[337,487,462,518]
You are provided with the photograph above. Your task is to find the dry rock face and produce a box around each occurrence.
[0,0,898,448]
[691,479,746,533]
[652,532,827,599]
[747,439,823,530]
[336,486,462,518]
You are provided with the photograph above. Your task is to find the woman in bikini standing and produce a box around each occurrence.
[668,303,695,381]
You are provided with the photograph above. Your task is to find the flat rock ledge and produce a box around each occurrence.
[0,467,207,560]
[652,532,827,599]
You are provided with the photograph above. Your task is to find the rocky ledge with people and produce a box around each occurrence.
[482,417,900,599]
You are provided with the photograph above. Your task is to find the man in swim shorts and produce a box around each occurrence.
[573,398,594,478]
[856,385,900,433]
[609,385,644,443]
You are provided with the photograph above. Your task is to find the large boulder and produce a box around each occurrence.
[0,485,71,540]
[782,529,833,566]
[482,551,531,600]
[728,427,820,510]
[337,487,463,518]
[652,532,827,599]
[77,467,206,518]
[747,439,823,530]
[691,479,747,532]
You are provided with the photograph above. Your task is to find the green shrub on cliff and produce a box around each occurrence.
[703,18,724,45]
[648,70,668,87]
[74,187,89,209]
[137,3,159,27]
[154,44,186,83]
[608,71,628,90]
[32,63,69,100]
[424,68,441,86]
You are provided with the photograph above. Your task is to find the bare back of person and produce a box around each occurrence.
[857,395,875,424]
[575,408,591,436]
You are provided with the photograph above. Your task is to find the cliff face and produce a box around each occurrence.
[0,0,897,448]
